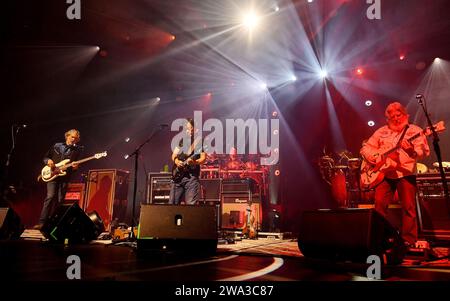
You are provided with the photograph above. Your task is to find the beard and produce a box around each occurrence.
[388,119,408,132]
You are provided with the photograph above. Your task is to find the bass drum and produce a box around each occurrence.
[330,166,348,208]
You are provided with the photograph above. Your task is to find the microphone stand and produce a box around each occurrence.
[1,125,24,206]
[113,125,167,245]
[417,96,450,211]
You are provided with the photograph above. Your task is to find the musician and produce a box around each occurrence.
[360,102,430,247]
[169,118,206,205]
[33,129,82,230]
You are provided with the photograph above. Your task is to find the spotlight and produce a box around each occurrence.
[356,68,364,75]
[170,35,176,41]
[365,100,373,107]
[272,111,278,117]
[155,97,161,102]
[274,169,280,176]
[241,11,260,30]
[124,154,130,160]
[434,57,441,64]
[319,70,328,79]
[290,75,297,81]
[368,121,375,127]
[260,83,267,90]
[124,137,130,143]
[399,54,405,61]
[274,5,280,12]
[95,46,100,51]
[273,129,279,135]
[307,0,314,3]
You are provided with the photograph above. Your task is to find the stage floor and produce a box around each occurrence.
[2,230,450,282]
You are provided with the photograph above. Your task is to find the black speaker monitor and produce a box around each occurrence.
[41,203,104,243]
[137,204,218,255]
[298,208,405,264]
[0,207,24,240]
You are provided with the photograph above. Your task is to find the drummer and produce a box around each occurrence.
[225,147,244,170]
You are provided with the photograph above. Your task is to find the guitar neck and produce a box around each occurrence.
[70,155,96,166]
[381,131,422,158]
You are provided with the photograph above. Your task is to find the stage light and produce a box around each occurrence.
[368,121,375,127]
[95,46,100,51]
[307,0,314,3]
[399,54,405,61]
[207,92,212,97]
[272,111,278,117]
[274,169,280,176]
[319,69,328,79]
[356,68,363,75]
[124,154,130,160]
[124,137,131,143]
[273,129,279,135]
[434,57,441,64]
[171,35,176,41]
[260,82,267,90]
[365,100,372,107]
[290,75,297,81]
[274,6,279,12]
[241,11,260,30]
[155,97,161,102]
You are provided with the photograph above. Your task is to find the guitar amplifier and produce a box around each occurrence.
[416,173,450,241]
[200,178,221,202]
[147,172,171,204]
[64,183,86,209]
[222,178,256,194]
[221,193,261,230]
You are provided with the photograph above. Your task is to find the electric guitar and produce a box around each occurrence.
[360,121,445,189]
[171,152,199,182]
[39,151,107,182]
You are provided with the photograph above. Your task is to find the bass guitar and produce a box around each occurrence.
[242,205,257,239]
[360,121,445,189]
[39,151,107,182]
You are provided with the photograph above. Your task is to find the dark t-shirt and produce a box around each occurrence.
[176,137,203,178]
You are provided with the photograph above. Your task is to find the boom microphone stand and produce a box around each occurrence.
[116,124,168,244]
[416,94,450,212]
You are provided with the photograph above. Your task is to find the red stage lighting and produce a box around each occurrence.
[356,68,363,75]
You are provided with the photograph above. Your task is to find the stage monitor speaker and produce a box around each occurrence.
[298,209,405,265]
[84,169,129,231]
[137,204,218,255]
[0,207,24,240]
[41,203,105,243]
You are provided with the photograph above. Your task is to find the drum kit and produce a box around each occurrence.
[201,153,268,194]
[318,154,372,208]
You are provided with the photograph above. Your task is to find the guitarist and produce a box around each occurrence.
[169,119,206,205]
[360,102,430,247]
[33,129,82,230]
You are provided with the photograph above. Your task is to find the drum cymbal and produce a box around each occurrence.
[331,165,348,169]
[416,163,428,174]
[433,161,450,168]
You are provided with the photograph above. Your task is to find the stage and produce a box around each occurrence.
[2,231,450,282]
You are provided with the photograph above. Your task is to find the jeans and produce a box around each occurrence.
[169,175,200,205]
[374,176,417,244]
[38,179,68,224]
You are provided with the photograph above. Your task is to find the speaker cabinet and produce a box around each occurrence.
[137,204,218,254]
[41,203,104,243]
[0,207,24,240]
[200,178,221,202]
[221,194,261,230]
[146,172,171,204]
[84,169,129,230]
[298,209,405,264]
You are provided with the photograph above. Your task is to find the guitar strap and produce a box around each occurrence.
[395,124,410,147]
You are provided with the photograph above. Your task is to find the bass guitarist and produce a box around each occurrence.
[360,102,430,247]
[169,118,206,205]
[33,129,82,230]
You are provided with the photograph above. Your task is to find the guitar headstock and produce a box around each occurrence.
[95,151,108,159]
[424,121,445,136]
